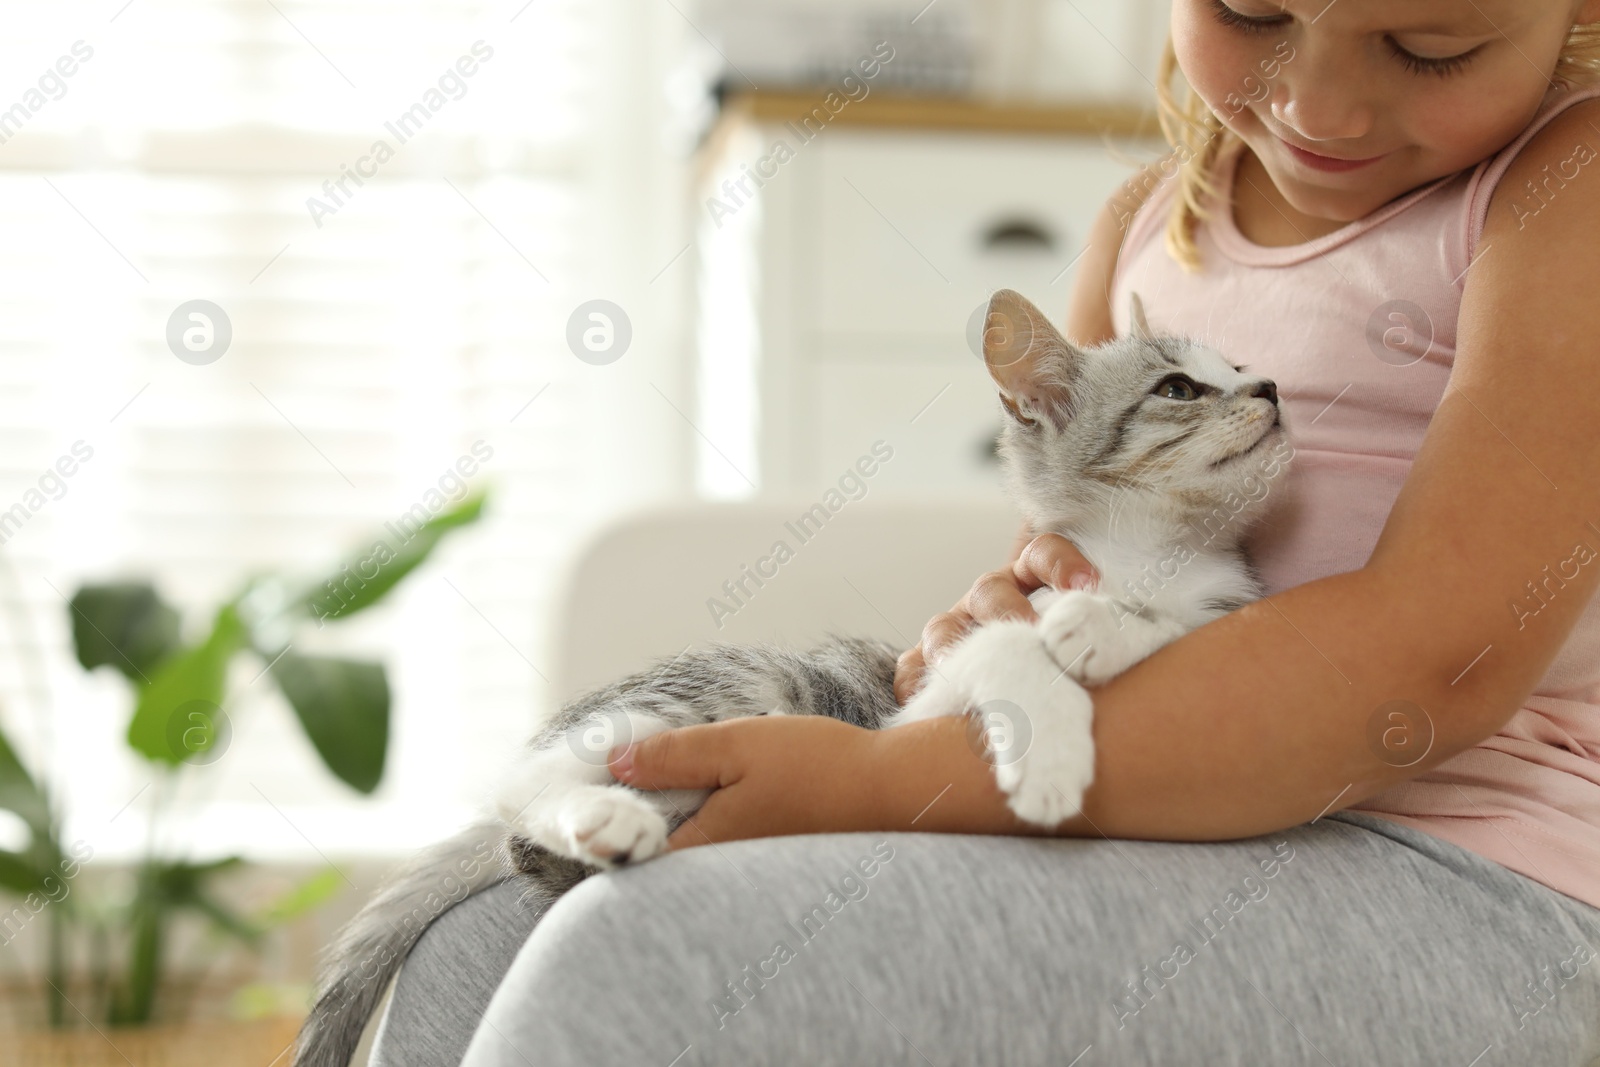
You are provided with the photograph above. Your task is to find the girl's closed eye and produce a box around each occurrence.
[1206,0,1483,78]
[1207,0,1289,35]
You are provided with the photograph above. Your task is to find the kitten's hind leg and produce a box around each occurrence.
[495,711,708,868]
[558,785,670,865]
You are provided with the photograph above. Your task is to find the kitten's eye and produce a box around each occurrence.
[1154,375,1201,401]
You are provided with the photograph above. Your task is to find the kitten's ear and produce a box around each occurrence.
[1128,291,1154,340]
[983,289,1083,429]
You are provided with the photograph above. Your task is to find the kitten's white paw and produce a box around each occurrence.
[990,686,1096,828]
[1038,591,1133,687]
[994,738,1095,827]
[557,790,669,867]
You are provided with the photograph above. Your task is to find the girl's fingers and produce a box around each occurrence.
[893,645,927,706]
[896,536,1099,708]
[609,722,739,791]
[667,818,712,850]
[964,568,1040,625]
[920,610,974,665]
[893,608,976,708]
[1013,533,1098,594]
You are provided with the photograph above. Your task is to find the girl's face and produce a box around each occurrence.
[1173,0,1596,223]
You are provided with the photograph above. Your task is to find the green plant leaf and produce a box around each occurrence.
[272,653,389,794]
[154,856,262,942]
[67,583,182,682]
[0,848,43,893]
[254,867,342,929]
[0,723,49,839]
[186,889,263,946]
[158,855,245,889]
[126,606,245,764]
[113,891,165,1025]
[303,489,486,623]
[230,982,301,1021]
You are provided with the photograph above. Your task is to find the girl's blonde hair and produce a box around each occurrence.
[1154,19,1600,271]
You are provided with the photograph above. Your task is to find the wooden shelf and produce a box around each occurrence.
[721,89,1162,138]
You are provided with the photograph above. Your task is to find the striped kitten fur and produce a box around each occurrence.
[294,288,1290,1067]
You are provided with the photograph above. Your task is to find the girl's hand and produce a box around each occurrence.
[892,532,1098,704]
[608,716,883,849]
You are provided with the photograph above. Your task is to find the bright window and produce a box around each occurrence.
[0,0,697,862]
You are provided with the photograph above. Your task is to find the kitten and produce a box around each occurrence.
[886,288,1291,824]
[293,289,1290,1067]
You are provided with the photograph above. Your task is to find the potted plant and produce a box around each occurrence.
[0,490,485,1062]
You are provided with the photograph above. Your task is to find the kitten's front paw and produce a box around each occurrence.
[1038,591,1132,687]
[558,790,670,867]
[989,685,1096,828]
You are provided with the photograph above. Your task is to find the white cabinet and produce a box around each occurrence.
[694,110,1161,495]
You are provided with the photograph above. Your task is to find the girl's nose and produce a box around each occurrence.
[1268,49,1374,144]
[1270,91,1373,144]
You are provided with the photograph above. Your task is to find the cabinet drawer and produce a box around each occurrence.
[811,129,1156,340]
[805,354,1005,491]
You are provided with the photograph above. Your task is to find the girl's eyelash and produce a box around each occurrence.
[1208,0,1480,79]
[1386,40,1479,78]
[1208,0,1285,34]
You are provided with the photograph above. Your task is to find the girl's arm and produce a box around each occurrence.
[614,107,1600,844]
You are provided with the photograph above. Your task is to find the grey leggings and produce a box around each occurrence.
[370,812,1600,1066]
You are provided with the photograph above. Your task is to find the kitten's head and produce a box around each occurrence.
[982,289,1290,545]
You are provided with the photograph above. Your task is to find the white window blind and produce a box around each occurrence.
[0,0,697,861]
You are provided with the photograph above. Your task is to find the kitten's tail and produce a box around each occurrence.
[293,820,508,1067]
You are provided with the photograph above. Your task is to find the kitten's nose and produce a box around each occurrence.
[1252,380,1279,406]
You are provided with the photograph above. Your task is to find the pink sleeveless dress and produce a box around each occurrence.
[1112,83,1600,909]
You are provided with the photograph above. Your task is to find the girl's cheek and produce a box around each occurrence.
[1407,95,1489,161]
[1170,2,1264,130]
[1407,66,1552,172]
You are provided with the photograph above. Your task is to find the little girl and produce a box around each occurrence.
[371,3,1600,1064]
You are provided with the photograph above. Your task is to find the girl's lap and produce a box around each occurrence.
[375,813,1600,1067]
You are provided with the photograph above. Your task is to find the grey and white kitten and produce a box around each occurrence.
[886,288,1290,824]
[294,289,1290,1067]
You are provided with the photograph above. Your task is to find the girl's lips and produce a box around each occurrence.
[1278,135,1388,172]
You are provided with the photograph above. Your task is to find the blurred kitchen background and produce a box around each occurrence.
[0,0,1171,1057]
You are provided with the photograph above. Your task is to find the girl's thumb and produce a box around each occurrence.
[608,726,725,790]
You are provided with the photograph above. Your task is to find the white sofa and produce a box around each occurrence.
[547,492,1021,701]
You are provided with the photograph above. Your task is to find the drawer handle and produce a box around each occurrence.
[980,218,1057,253]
